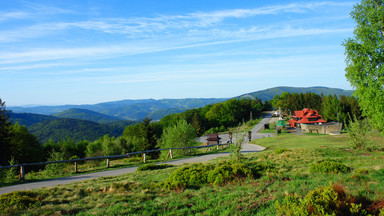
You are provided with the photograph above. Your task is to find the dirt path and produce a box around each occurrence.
[0,115,272,195]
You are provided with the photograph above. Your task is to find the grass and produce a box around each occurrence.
[2,133,384,215]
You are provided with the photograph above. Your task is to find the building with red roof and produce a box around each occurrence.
[288,108,326,128]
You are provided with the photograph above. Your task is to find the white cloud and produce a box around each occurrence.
[0,1,354,42]
[0,11,30,22]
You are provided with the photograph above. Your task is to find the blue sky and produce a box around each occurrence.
[1,0,357,106]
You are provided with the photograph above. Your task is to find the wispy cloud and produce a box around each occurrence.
[0,23,352,66]
[0,11,30,22]
[0,1,354,42]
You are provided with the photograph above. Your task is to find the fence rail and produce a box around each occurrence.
[0,143,230,180]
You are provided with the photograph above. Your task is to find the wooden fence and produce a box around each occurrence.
[0,143,230,180]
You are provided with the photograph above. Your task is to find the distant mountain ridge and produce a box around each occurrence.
[238,86,354,101]
[52,108,125,123]
[9,87,354,122]
[9,98,227,121]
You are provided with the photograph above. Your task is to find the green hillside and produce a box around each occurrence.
[28,118,135,143]
[52,108,125,123]
[239,86,354,101]
[8,112,58,126]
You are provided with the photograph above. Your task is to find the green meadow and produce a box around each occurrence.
[1,133,384,215]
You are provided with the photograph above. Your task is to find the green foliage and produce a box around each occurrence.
[165,161,256,189]
[0,99,13,166]
[343,0,384,134]
[0,191,42,215]
[310,159,350,174]
[276,184,370,215]
[275,148,291,154]
[29,118,131,143]
[136,163,174,171]
[123,117,159,158]
[231,124,247,163]
[346,116,373,150]
[207,162,253,185]
[159,120,197,156]
[322,95,345,122]
[8,123,43,164]
[44,150,67,176]
[4,157,18,183]
[44,138,89,159]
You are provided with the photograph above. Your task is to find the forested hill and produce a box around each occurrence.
[239,86,354,101]
[28,118,136,143]
[8,112,58,126]
[8,112,136,143]
[52,108,125,123]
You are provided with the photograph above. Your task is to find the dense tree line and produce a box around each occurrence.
[270,92,361,123]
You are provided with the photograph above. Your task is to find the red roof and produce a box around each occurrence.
[292,108,322,118]
[289,108,326,127]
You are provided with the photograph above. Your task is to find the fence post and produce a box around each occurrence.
[74,162,78,173]
[166,149,173,159]
[142,153,146,163]
[20,165,25,180]
[217,144,219,150]
[189,148,191,155]
[106,159,110,168]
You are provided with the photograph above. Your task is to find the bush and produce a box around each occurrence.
[207,162,253,185]
[310,159,350,174]
[0,191,42,214]
[275,148,291,154]
[275,184,382,215]
[165,163,213,189]
[346,116,373,150]
[44,151,67,176]
[165,161,257,189]
[136,163,174,172]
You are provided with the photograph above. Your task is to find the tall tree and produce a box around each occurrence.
[159,119,197,156]
[9,123,43,164]
[343,0,384,133]
[0,99,13,166]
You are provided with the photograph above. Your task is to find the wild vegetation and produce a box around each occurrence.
[1,133,384,215]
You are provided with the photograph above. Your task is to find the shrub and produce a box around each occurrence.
[275,148,291,154]
[346,116,372,150]
[310,159,350,174]
[207,162,253,185]
[275,184,369,215]
[44,150,67,176]
[165,163,213,189]
[165,161,257,189]
[0,191,42,214]
[136,163,174,172]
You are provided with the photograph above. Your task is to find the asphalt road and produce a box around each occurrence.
[0,115,273,195]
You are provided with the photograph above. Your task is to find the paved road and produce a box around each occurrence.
[197,113,275,144]
[0,115,272,195]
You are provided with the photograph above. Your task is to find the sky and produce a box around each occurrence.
[0,0,358,106]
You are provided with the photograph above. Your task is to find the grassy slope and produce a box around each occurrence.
[5,134,384,215]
